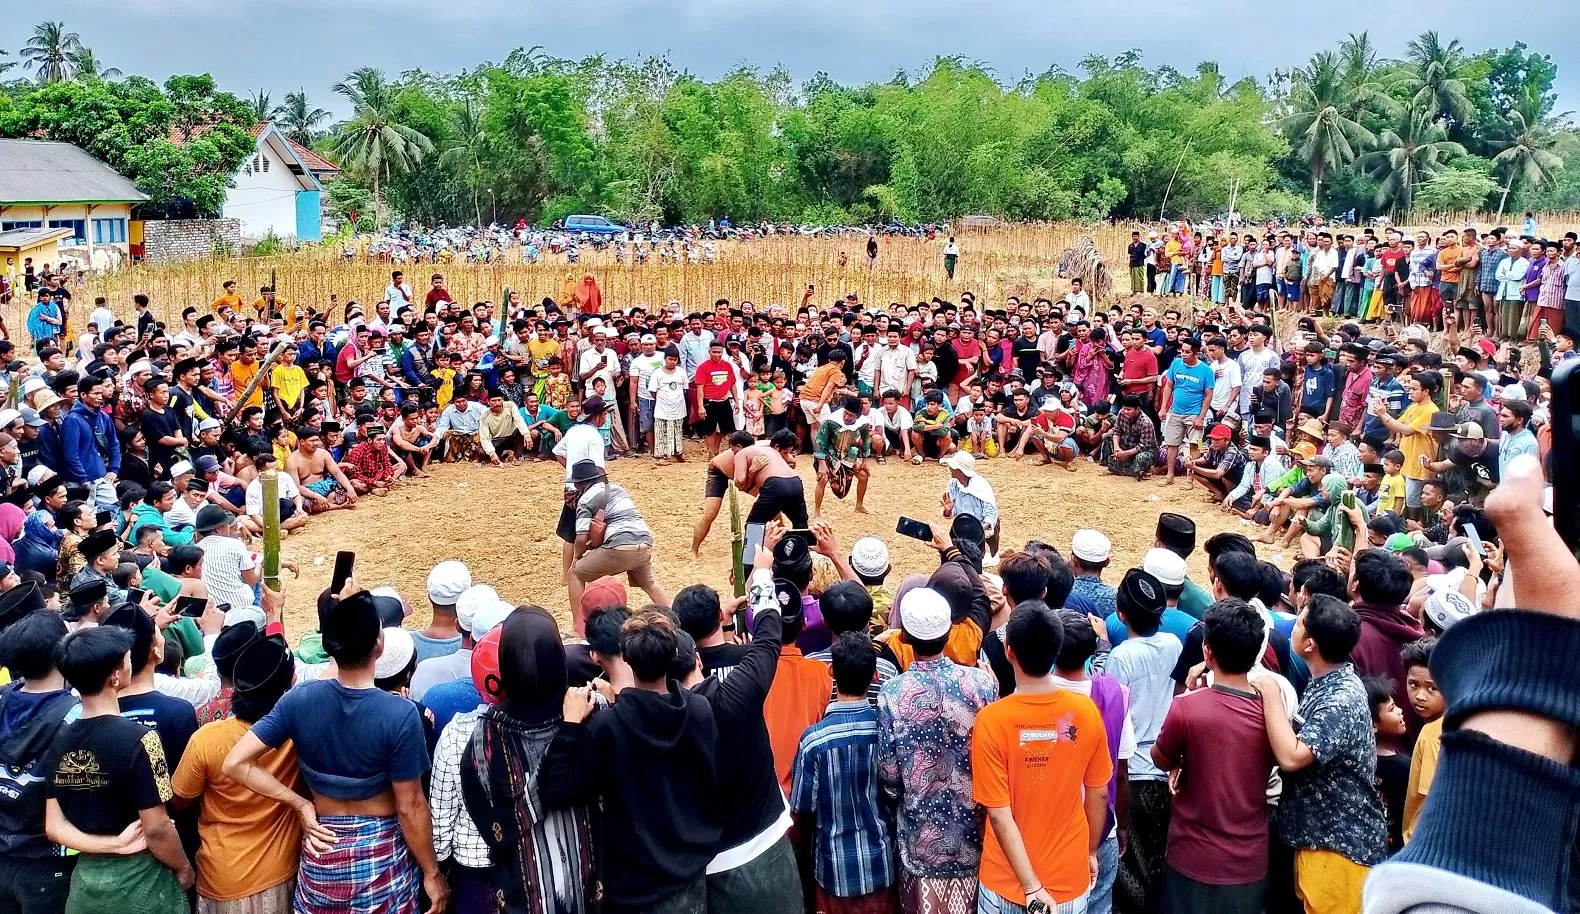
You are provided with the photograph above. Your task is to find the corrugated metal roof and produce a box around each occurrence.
[0,140,149,204]
[0,227,73,250]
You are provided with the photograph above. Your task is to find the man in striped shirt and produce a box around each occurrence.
[567,460,670,626]
[791,631,897,913]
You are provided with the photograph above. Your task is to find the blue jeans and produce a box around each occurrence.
[1089,830,1119,914]
[978,884,1088,914]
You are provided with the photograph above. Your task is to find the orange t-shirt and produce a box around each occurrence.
[800,363,846,405]
[972,689,1112,905]
[765,647,833,797]
[170,718,302,902]
[229,359,263,410]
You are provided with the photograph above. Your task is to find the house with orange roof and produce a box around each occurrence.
[222,123,338,243]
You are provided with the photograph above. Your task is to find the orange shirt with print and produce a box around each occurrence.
[171,718,302,902]
[799,363,846,405]
[972,689,1112,905]
[765,646,834,797]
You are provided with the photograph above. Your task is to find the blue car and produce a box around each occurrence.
[563,214,627,236]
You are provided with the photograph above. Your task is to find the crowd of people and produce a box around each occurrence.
[0,217,1574,914]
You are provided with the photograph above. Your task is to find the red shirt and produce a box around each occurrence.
[425,288,453,309]
[1033,410,1075,433]
[693,358,738,401]
[1152,685,1277,884]
[1121,348,1159,392]
[1379,248,1406,277]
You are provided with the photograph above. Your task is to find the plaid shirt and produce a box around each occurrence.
[790,701,896,898]
[343,440,395,483]
[1115,410,1158,452]
[429,709,491,868]
[1476,245,1506,292]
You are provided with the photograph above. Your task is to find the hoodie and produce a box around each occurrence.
[541,680,722,910]
[1351,600,1426,736]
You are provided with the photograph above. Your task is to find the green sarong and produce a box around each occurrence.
[67,852,185,914]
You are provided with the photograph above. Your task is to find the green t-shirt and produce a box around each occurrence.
[1178,576,1212,620]
[141,566,182,604]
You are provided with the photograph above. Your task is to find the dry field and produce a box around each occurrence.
[274,446,1263,636]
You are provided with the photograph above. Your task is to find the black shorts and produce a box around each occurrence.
[556,501,577,544]
[700,399,736,435]
[883,427,903,450]
[920,434,944,459]
[705,466,730,500]
[746,475,809,530]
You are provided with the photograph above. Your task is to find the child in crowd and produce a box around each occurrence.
[965,404,995,457]
[1380,449,1406,515]
[1365,675,1413,852]
[1401,637,1446,843]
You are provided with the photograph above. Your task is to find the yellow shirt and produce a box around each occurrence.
[1402,716,1443,843]
[270,364,308,410]
[527,338,560,378]
[211,292,243,314]
[434,367,457,411]
[1165,238,1184,266]
[1378,472,1405,515]
[1398,401,1438,480]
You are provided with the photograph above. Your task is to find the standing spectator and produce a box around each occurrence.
[877,585,998,914]
[972,601,1111,914]
[1347,549,1426,736]
[763,536,834,797]
[1250,594,1388,914]
[1158,339,1215,486]
[59,375,120,508]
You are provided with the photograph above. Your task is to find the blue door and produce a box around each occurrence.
[295,190,322,242]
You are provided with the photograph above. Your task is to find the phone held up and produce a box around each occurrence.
[896,516,934,543]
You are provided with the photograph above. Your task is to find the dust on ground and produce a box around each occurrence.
[276,447,1265,635]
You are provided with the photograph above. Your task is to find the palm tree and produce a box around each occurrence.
[328,67,434,226]
[247,90,276,123]
[1401,31,1472,125]
[20,21,84,84]
[1284,52,1377,209]
[439,97,489,225]
[67,47,120,81]
[1491,100,1568,219]
[277,89,333,146]
[0,51,15,77]
[1360,107,1466,213]
[1336,32,1397,122]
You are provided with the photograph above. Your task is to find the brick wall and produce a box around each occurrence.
[141,219,244,262]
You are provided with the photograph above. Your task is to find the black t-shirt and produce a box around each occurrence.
[1000,401,1033,423]
[137,310,158,340]
[46,714,173,836]
[1011,337,1042,378]
[1128,241,1149,268]
[1447,440,1500,499]
[698,642,750,679]
[119,691,198,772]
[1376,750,1412,852]
[168,387,198,438]
[140,407,182,476]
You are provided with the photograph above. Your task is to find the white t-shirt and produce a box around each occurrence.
[629,352,664,400]
[553,423,606,481]
[1208,356,1242,411]
[873,405,913,431]
[197,534,258,610]
[245,473,300,516]
[647,366,689,421]
[577,347,619,396]
[1104,631,1183,781]
[853,343,882,388]
[164,497,200,531]
[88,306,116,339]
[1053,675,1136,759]
[876,345,916,395]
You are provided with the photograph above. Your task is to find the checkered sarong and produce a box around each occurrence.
[295,815,419,914]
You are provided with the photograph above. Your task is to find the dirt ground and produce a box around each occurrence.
[275,444,1266,635]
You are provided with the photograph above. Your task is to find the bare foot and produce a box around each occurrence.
[855,503,870,514]
[1158,477,1175,487]
[1063,462,1078,472]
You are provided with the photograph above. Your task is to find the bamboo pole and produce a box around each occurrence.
[729,483,746,632]
[260,468,281,592]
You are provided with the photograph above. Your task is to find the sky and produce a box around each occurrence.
[4,0,1576,120]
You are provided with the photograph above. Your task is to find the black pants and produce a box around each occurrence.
[747,475,809,530]
[0,854,73,914]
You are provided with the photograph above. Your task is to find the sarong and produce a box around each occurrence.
[1116,780,1171,914]
[898,872,976,914]
[66,852,186,914]
[295,815,420,914]
[815,883,898,914]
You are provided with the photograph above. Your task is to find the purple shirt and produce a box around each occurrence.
[1526,256,1547,302]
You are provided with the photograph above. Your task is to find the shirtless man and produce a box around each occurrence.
[735,429,811,529]
[285,427,359,513]
[389,401,437,477]
[692,430,754,556]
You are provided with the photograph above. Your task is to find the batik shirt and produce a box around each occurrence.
[1279,663,1389,865]
[876,657,998,878]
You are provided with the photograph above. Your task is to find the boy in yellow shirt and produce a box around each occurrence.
[1379,449,1406,515]
[432,352,458,411]
[269,346,309,423]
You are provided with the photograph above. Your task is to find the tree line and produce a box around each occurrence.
[0,22,1576,228]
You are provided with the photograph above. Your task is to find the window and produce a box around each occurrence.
[261,152,269,173]
[92,218,126,245]
[48,219,86,244]
[0,220,42,232]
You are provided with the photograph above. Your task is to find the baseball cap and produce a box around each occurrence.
[1384,532,1417,552]
[1071,529,1111,564]
[849,536,890,579]
[426,560,473,606]
[374,627,416,680]
[898,587,951,641]
[1451,422,1484,440]
[581,577,629,613]
[1141,548,1187,587]
[1207,424,1232,440]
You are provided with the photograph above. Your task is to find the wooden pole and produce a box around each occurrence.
[729,483,746,632]
[260,468,281,592]
[222,339,292,433]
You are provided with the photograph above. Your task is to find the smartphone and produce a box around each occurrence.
[330,550,356,593]
[1462,522,1486,558]
[175,595,207,618]
[739,522,766,580]
[125,588,146,607]
[896,516,934,543]
[1550,359,1580,555]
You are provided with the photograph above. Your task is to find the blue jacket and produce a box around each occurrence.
[60,401,120,482]
[401,345,435,387]
[37,421,63,477]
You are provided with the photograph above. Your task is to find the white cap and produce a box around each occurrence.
[169,460,194,479]
[1424,588,1476,631]
[471,600,514,638]
[1142,547,1187,586]
[898,587,951,641]
[197,418,222,432]
[127,360,153,376]
[849,536,890,579]
[1500,384,1526,402]
[426,560,472,605]
[0,409,18,429]
[1072,529,1112,564]
[485,335,500,347]
[455,584,500,633]
[374,627,416,679]
[21,377,46,397]
[593,326,612,338]
[25,465,55,487]
[223,605,266,629]
[640,334,656,344]
[941,450,977,477]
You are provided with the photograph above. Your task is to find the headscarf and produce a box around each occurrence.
[572,274,602,315]
[21,509,61,550]
[559,271,578,307]
[460,606,594,914]
[0,503,24,563]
